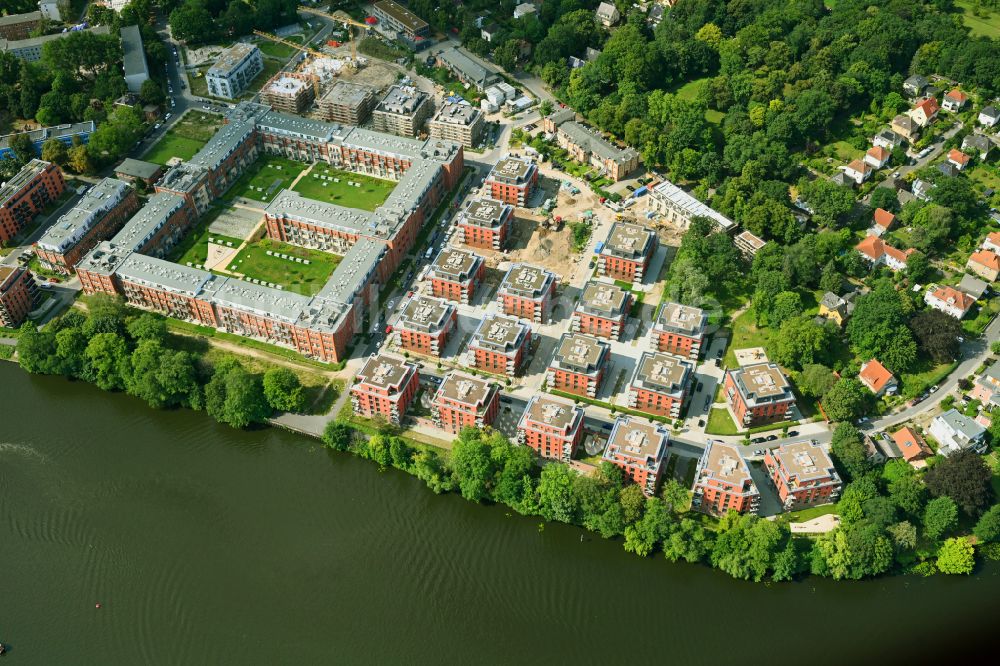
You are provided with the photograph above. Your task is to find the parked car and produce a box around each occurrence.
[751,436,766,444]
[696,382,704,392]
[766,434,778,442]
[787,430,799,437]
[753,449,765,456]
[703,397,711,409]
[929,385,939,393]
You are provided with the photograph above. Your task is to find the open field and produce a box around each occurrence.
[292,163,396,211]
[229,155,308,203]
[227,238,340,296]
[957,0,1000,38]
[145,111,225,165]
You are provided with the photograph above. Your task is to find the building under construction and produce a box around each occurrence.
[261,71,316,114]
[317,80,378,125]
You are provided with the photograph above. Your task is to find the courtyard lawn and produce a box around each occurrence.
[227,238,341,296]
[145,110,225,165]
[167,206,232,265]
[228,155,308,203]
[722,308,771,369]
[292,164,396,211]
[705,407,741,436]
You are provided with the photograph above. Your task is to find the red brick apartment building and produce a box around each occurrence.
[597,222,657,286]
[763,441,842,511]
[431,371,500,434]
[497,263,557,324]
[626,351,693,419]
[724,363,796,428]
[456,197,513,250]
[602,417,670,496]
[651,301,707,360]
[485,155,538,206]
[33,178,139,274]
[393,294,457,357]
[0,160,65,245]
[467,313,531,377]
[571,280,631,341]
[517,394,584,461]
[691,440,760,515]
[351,353,420,424]
[546,332,610,398]
[427,247,484,304]
[0,265,38,328]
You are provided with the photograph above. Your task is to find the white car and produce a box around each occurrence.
[164,113,172,120]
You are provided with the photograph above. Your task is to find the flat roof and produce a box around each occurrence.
[0,121,95,151]
[654,301,706,337]
[397,294,454,333]
[431,101,482,127]
[0,159,51,206]
[499,263,553,299]
[210,276,312,323]
[265,189,376,235]
[651,180,736,232]
[631,352,691,395]
[120,25,148,79]
[469,313,528,353]
[461,197,511,228]
[375,85,429,116]
[488,156,534,185]
[115,158,162,180]
[207,42,259,76]
[110,191,187,252]
[116,253,213,297]
[356,353,415,390]
[699,440,754,487]
[577,280,630,318]
[0,11,41,27]
[36,177,130,252]
[319,80,375,108]
[429,247,481,282]
[265,74,310,96]
[731,363,793,403]
[314,238,384,305]
[518,394,583,432]
[604,417,668,465]
[602,222,654,260]
[551,332,608,374]
[435,371,494,406]
[258,109,341,142]
[770,441,838,484]
[187,113,257,172]
[374,0,429,32]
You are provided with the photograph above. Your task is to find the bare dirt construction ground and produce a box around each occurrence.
[314,43,405,92]
[472,213,579,281]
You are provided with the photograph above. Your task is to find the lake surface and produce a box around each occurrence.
[1,362,997,664]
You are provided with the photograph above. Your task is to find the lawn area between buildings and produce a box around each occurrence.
[228,154,308,203]
[705,407,740,436]
[145,110,226,165]
[292,164,397,211]
[722,309,771,369]
[166,206,232,266]
[227,238,341,296]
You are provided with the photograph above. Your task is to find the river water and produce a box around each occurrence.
[1,362,997,664]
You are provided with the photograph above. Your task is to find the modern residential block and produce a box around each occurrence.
[0,159,64,245]
[206,43,263,100]
[546,332,609,398]
[372,0,431,48]
[571,280,631,341]
[691,440,760,516]
[596,222,656,286]
[602,417,669,496]
[394,294,457,357]
[456,197,513,251]
[517,394,584,461]
[649,180,736,233]
[371,85,431,137]
[466,313,531,377]
[427,247,484,304]
[262,72,316,115]
[428,102,485,149]
[485,155,538,206]
[724,363,796,427]
[651,301,706,359]
[432,371,500,434]
[626,351,693,418]
[435,46,501,90]
[317,81,378,125]
[763,441,842,511]
[497,263,556,324]
[351,353,420,424]
[544,109,638,182]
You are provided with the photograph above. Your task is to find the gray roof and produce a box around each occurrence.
[110,191,188,253]
[36,177,131,253]
[258,109,343,142]
[651,181,736,231]
[469,313,529,353]
[0,121,94,151]
[208,277,312,323]
[188,113,257,172]
[314,238,384,306]
[551,332,609,374]
[117,253,214,296]
[120,25,148,79]
[557,120,637,164]
[577,280,630,318]
[0,11,41,27]
[935,409,987,441]
[962,134,992,151]
[958,274,989,300]
[115,158,162,180]
[265,190,374,235]
[207,42,259,76]
[0,159,51,206]
[437,46,500,88]
[981,106,999,119]
[375,85,429,116]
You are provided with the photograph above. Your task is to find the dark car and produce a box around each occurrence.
[696,382,704,392]
[698,419,705,427]
[787,430,799,437]
[766,435,778,442]
[751,436,766,444]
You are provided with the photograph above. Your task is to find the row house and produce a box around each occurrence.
[517,394,585,462]
[597,222,656,286]
[432,371,500,434]
[351,353,420,425]
[724,362,796,428]
[626,352,693,419]
[546,332,609,398]
[0,159,64,245]
[571,280,631,341]
[497,263,557,324]
[602,417,669,496]
[485,155,537,206]
[651,301,707,360]
[393,294,457,357]
[427,247,484,304]
[466,313,531,377]
[691,440,760,516]
[456,197,513,251]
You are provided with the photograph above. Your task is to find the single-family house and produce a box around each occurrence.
[891,427,932,464]
[971,365,1000,410]
[909,97,940,127]
[983,232,1000,254]
[962,134,992,160]
[924,285,975,319]
[874,128,904,150]
[865,146,891,169]
[958,274,990,300]
[929,409,988,456]
[818,292,851,326]
[891,114,920,142]
[913,178,934,201]
[938,162,959,178]
[855,236,913,271]
[942,89,969,112]
[869,208,896,237]
[979,105,999,128]
[513,3,536,19]
[595,2,621,27]
[844,159,873,185]
[859,359,898,396]
[903,75,929,97]
[830,172,855,188]
[946,148,971,170]
[967,250,1000,282]
[480,23,500,42]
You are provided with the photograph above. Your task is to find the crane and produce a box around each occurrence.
[297,5,372,63]
[252,30,323,96]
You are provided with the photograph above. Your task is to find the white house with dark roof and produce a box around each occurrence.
[929,409,988,456]
[978,105,999,128]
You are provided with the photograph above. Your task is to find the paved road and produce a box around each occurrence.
[863,121,963,204]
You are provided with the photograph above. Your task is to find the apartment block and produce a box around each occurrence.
[427,247,484,304]
[372,0,431,48]
[351,353,420,424]
[602,417,670,496]
[436,46,501,90]
[0,11,42,40]
[485,155,538,206]
[34,178,139,274]
[571,280,631,341]
[393,294,456,357]
[467,313,531,377]
[649,180,736,233]
[432,371,500,434]
[497,263,556,324]
[371,85,431,137]
[546,332,610,398]
[651,301,707,359]
[517,394,584,462]
[627,352,693,419]
[692,441,760,516]
[597,222,657,286]
[262,72,316,115]
[0,159,64,245]
[456,197,513,250]
[724,363,796,427]
[545,109,639,182]
[763,441,842,511]
[0,24,110,62]
[317,81,377,125]
[121,24,149,94]
[0,121,95,160]
[428,102,485,149]
[0,265,37,328]
[206,43,263,100]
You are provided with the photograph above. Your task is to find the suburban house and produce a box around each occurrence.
[763,441,842,511]
[595,2,621,27]
[691,441,760,516]
[971,365,1000,410]
[874,128,904,150]
[858,359,898,396]
[924,285,975,319]
[958,274,990,301]
[946,148,971,170]
[978,105,999,128]
[903,74,929,97]
[513,2,536,19]
[818,291,854,327]
[939,162,959,178]
[913,178,934,201]
[942,88,968,112]
[891,427,933,465]
[869,208,896,237]
[908,97,939,127]
[855,236,913,271]
[864,146,891,169]
[929,409,988,456]
[480,23,499,42]
[967,250,1000,282]
[962,134,992,160]
[843,159,873,185]
[983,231,1000,254]
[891,114,920,141]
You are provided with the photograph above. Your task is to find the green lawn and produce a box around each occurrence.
[292,164,397,211]
[705,407,740,436]
[145,110,225,165]
[227,238,341,296]
[674,78,709,101]
[257,39,301,59]
[956,0,1000,38]
[900,360,958,398]
[228,155,308,203]
[783,504,838,523]
[166,206,231,265]
[723,308,771,369]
